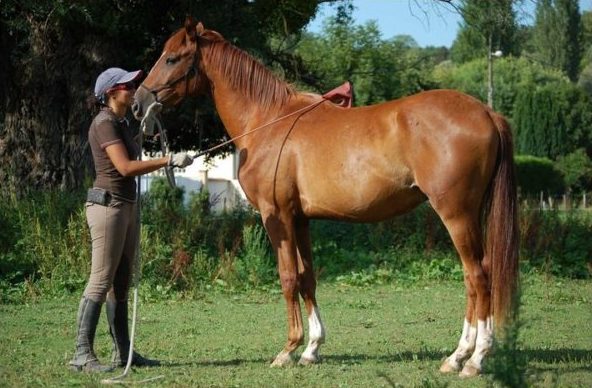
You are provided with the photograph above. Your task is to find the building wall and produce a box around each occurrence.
[141,150,248,212]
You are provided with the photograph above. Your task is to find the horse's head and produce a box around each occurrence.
[133,17,221,119]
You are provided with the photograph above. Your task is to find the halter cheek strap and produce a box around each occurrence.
[139,50,200,103]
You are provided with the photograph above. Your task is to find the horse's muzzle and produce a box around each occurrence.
[132,87,155,120]
[131,101,142,120]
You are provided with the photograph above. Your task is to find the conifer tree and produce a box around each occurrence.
[450,0,518,64]
[532,0,582,81]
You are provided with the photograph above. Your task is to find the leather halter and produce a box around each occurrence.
[138,49,199,103]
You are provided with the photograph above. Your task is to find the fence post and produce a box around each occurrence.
[563,194,567,210]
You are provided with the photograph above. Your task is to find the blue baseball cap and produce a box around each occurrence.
[94,67,143,98]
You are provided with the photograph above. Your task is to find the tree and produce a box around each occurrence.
[513,82,592,159]
[450,0,519,64]
[433,56,568,118]
[0,0,333,194]
[578,11,592,95]
[514,155,564,196]
[294,17,441,106]
[531,0,583,82]
[555,149,592,192]
[581,10,592,63]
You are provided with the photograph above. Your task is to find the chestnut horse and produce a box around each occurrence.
[133,18,519,377]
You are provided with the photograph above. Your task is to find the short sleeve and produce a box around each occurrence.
[94,116,123,150]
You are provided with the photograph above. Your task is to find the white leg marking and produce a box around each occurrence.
[460,316,493,377]
[440,318,477,373]
[299,306,325,364]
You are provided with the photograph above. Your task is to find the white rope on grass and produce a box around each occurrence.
[101,101,166,385]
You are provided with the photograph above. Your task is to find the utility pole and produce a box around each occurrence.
[487,32,502,109]
[487,33,493,108]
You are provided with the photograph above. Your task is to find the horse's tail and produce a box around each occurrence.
[484,111,519,329]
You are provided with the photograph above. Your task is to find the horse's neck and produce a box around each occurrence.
[200,43,294,147]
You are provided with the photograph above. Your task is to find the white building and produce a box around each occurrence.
[141,150,248,213]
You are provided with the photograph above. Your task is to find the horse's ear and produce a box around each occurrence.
[185,16,198,41]
[196,22,205,36]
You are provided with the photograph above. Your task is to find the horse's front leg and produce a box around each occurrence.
[263,213,304,367]
[295,218,325,365]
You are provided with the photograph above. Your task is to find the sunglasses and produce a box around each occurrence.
[107,82,136,93]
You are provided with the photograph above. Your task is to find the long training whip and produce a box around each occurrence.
[101,96,328,384]
[101,101,166,385]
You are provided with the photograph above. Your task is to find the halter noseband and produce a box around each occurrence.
[139,48,200,104]
[137,45,200,189]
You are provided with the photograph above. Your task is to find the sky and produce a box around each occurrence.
[306,0,592,48]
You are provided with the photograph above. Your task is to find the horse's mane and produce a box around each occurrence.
[202,36,295,112]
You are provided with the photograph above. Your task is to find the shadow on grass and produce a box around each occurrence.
[323,349,449,364]
[314,347,592,367]
[159,348,591,370]
[521,348,592,372]
[162,357,270,368]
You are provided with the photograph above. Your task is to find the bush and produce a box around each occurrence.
[555,148,592,192]
[515,154,564,196]
[1,182,590,303]
[513,83,592,159]
[520,209,592,278]
[0,190,87,281]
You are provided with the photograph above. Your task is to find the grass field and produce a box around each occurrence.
[1,274,590,387]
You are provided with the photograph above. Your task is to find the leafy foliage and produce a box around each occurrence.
[2,183,591,303]
[0,0,329,193]
[513,82,592,159]
[531,0,583,82]
[486,290,528,388]
[450,0,519,64]
[555,148,592,192]
[433,56,568,117]
[294,17,442,105]
[520,209,592,278]
[515,155,564,196]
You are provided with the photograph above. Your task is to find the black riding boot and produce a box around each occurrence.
[106,299,160,367]
[69,297,114,372]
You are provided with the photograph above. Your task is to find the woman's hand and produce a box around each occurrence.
[168,153,193,168]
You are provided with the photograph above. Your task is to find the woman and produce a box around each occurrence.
[69,67,193,372]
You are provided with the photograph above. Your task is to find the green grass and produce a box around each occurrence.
[1,274,590,387]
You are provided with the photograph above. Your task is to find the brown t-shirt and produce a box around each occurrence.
[88,108,139,201]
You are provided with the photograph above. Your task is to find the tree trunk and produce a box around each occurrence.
[0,18,111,194]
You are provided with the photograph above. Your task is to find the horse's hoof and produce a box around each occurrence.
[298,356,320,366]
[439,359,461,374]
[459,361,481,377]
[270,352,295,367]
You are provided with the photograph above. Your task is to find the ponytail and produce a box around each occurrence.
[86,94,105,116]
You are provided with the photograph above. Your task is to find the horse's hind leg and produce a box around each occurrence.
[436,211,492,376]
[439,269,478,373]
[263,212,304,367]
[295,218,325,365]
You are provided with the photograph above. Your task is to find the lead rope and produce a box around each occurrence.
[191,98,327,160]
[101,102,165,385]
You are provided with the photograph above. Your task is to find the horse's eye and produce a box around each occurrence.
[166,56,179,65]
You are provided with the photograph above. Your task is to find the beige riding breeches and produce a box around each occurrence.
[83,198,138,303]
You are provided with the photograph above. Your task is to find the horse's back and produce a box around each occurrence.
[243,89,500,221]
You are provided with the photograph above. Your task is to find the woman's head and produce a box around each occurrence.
[92,67,143,109]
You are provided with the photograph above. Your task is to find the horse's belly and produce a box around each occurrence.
[301,185,427,222]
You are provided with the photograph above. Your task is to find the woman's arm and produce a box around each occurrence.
[105,143,168,177]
